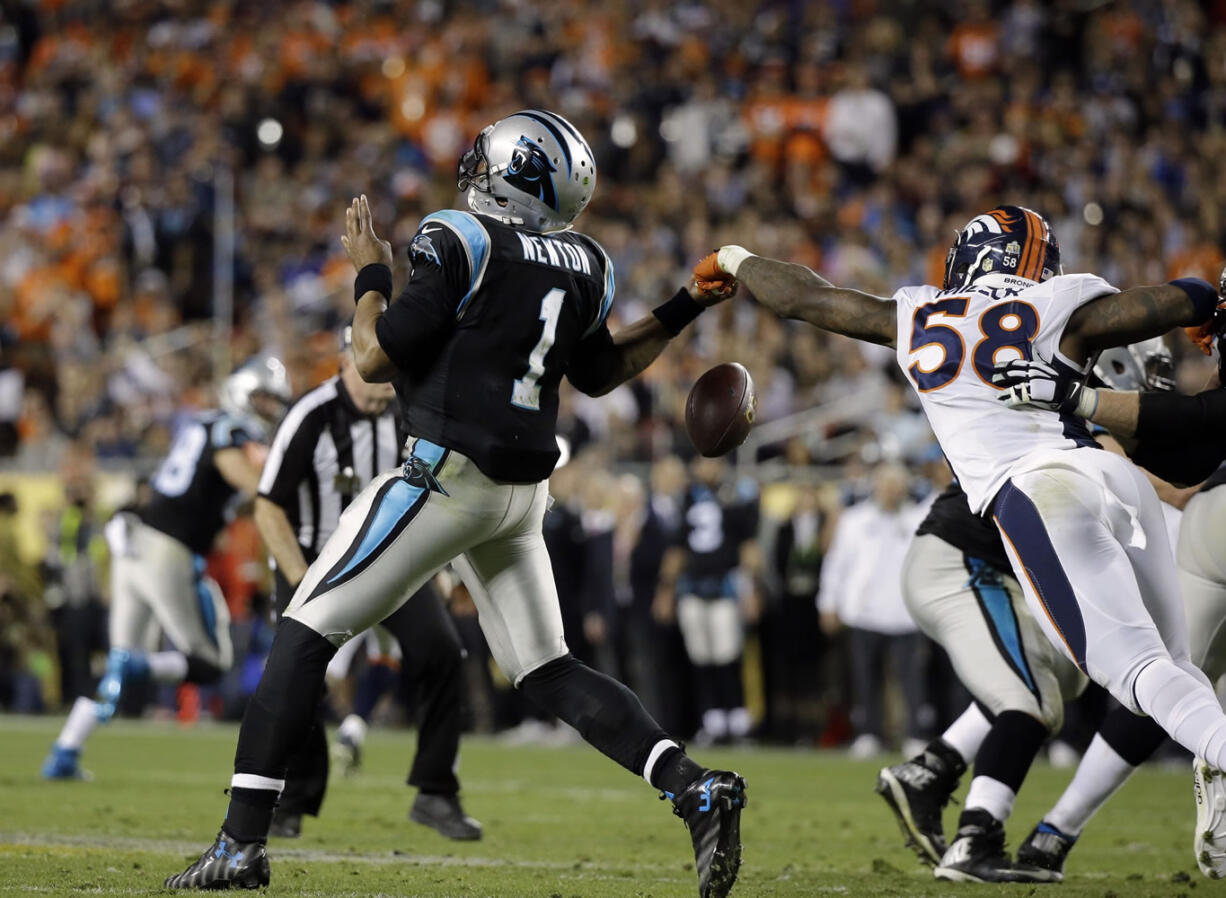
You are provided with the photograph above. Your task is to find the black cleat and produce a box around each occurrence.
[668,769,748,898]
[409,792,483,841]
[164,830,270,890]
[934,809,1025,883]
[268,810,302,839]
[875,741,965,865]
[1013,821,1076,883]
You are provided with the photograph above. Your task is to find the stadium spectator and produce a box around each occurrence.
[41,448,109,706]
[818,464,932,757]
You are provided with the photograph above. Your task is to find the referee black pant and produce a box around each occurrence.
[273,571,466,816]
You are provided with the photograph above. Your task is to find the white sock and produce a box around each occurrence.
[702,708,729,738]
[728,707,752,738]
[641,738,680,785]
[147,651,189,684]
[1133,658,1226,770]
[338,713,368,746]
[57,696,100,750]
[230,773,285,793]
[1044,733,1133,837]
[964,775,1017,822]
[941,703,993,765]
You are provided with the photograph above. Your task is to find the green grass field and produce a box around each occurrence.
[0,714,1208,896]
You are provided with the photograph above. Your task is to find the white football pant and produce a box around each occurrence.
[286,438,567,685]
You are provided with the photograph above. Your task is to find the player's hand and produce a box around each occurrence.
[687,275,736,307]
[342,194,394,271]
[1184,266,1226,354]
[819,609,841,637]
[692,252,737,297]
[991,358,1089,415]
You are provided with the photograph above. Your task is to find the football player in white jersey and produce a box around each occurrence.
[694,205,1226,879]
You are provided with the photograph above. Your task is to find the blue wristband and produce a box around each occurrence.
[1169,277,1219,323]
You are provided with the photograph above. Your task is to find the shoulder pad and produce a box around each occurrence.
[415,210,493,316]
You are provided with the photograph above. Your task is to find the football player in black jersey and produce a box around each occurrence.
[654,456,761,745]
[42,356,289,781]
[166,111,747,898]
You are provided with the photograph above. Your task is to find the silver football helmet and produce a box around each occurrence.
[219,355,291,440]
[457,110,596,233]
[1092,337,1175,393]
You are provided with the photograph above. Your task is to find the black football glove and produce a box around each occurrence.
[991,358,1092,416]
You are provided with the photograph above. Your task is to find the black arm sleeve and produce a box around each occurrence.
[564,323,622,396]
[1130,388,1226,485]
[374,225,469,371]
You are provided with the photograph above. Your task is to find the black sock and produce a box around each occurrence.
[224,787,278,843]
[971,710,1048,792]
[1098,704,1166,766]
[651,746,705,796]
[229,618,337,843]
[519,653,669,776]
[959,710,1048,828]
[925,737,967,777]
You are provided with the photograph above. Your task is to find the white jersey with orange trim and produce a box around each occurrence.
[892,271,1118,514]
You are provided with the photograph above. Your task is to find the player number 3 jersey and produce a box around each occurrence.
[893,272,1117,514]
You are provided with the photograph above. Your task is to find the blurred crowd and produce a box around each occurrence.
[3,0,1226,747]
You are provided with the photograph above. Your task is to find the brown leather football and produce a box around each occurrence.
[685,362,757,457]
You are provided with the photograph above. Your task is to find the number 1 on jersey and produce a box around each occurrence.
[511,288,565,411]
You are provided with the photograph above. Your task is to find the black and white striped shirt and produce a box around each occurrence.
[257,377,405,556]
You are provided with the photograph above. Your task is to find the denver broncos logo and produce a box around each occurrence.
[505,136,559,212]
[963,208,1021,239]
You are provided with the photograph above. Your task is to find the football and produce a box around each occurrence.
[685,362,757,457]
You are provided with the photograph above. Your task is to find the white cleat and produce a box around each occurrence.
[1194,759,1226,879]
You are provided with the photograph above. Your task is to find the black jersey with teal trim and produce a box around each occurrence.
[375,209,614,483]
[677,481,759,595]
[138,411,255,555]
[915,480,1012,572]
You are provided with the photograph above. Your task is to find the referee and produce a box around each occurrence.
[253,328,480,841]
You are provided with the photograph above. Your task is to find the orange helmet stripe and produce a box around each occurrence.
[1019,208,1045,280]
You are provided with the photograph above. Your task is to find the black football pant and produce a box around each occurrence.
[273,573,466,816]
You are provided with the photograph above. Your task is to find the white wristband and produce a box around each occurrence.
[1074,386,1099,420]
[716,245,755,278]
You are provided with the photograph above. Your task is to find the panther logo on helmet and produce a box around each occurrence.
[504,136,559,212]
[457,109,596,233]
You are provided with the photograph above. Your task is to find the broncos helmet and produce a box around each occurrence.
[457,110,596,233]
[219,354,291,441]
[1092,337,1175,393]
[944,205,1061,292]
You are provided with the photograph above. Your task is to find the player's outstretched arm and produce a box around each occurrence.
[695,247,897,347]
[565,279,731,397]
[1060,277,1220,359]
